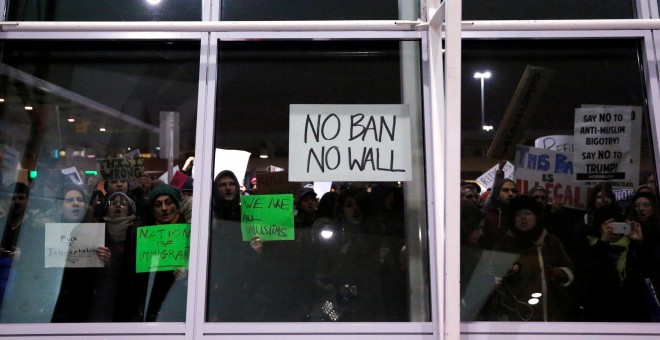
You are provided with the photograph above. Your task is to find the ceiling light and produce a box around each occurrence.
[67,118,75,123]
[0,98,5,103]
[99,127,106,132]
[24,106,33,111]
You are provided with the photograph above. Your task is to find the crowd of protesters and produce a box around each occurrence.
[460,163,660,322]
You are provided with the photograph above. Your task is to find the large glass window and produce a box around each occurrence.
[220,0,418,21]
[459,39,656,322]
[6,0,202,21]
[0,40,199,323]
[206,40,430,322]
[463,0,636,20]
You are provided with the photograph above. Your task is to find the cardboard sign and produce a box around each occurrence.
[45,223,105,268]
[0,143,20,186]
[487,66,553,160]
[256,171,300,195]
[574,107,632,182]
[136,224,191,273]
[240,194,294,241]
[289,104,412,182]
[97,156,145,181]
[514,145,591,210]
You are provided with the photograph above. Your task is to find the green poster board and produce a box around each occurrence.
[136,223,191,273]
[241,194,295,241]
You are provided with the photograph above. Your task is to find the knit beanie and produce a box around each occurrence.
[104,192,136,215]
[148,184,181,209]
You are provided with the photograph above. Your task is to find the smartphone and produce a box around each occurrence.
[611,222,631,235]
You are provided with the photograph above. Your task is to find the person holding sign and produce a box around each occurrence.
[51,185,111,322]
[90,192,141,322]
[481,178,518,249]
[207,170,263,322]
[137,184,188,322]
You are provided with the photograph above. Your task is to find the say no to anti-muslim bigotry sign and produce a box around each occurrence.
[136,224,191,273]
[45,223,105,268]
[288,104,413,182]
[240,194,294,241]
[574,106,635,183]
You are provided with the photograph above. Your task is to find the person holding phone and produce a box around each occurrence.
[580,204,647,321]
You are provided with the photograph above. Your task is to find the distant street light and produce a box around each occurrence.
[474,71,493,131]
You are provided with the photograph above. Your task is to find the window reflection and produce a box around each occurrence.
[206,40,429,322]
[0,41,199,322]
[459,40,657,322]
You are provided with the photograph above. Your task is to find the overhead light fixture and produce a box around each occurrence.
[67,118,75,123]
[24,106,33,110]
[482,125,494,132]
[0,98,5,103]
[99,127,106,132]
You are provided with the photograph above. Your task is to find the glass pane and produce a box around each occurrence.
[220,0,418,21]
[0,40,200,322]
[463,1,635,20]
[206,40,430,322]
[460,39,656,322]
[6,0,201,21]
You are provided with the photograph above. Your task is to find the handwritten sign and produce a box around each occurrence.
[514,145,591,210]
[535,135,574,153]
[240,194,294,241]
[136,224,191,273]
[475,161,514,192]
[574,107,632,181]
[45,223,105,268]
[97,156,145,181]
[289,104,412,182]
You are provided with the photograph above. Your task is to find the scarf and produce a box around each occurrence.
[103,215,136,243]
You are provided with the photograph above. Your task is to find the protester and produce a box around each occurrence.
[488,195,574,321]
[481,178,517,249]
[311,187,387,321]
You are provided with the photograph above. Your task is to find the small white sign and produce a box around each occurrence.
[475,161,514,192]
[214,149,251,185]
[45,223,105,268]
[289,104,412,182]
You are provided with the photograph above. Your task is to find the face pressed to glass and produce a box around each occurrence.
[106,196,130,219]
[217,176,236,202]
[514,209,536,232]
[342,196,362,225]
[62,190,86,223]
[498,182,517,204]
[153,195,179,224]
[634,197,654,222]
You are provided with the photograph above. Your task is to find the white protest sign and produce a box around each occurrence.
[580,105,642,189]
[574,107,631,182]
[45,223,105,268]
[214,148,251,185]
[534,135,574,153]
[61,167,83,185]
[514,145,591,210]
[475,161,514,192]
[289,104,412,182]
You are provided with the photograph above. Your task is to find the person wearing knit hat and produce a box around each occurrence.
[141,183,186,322]
[490,194,574,321]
